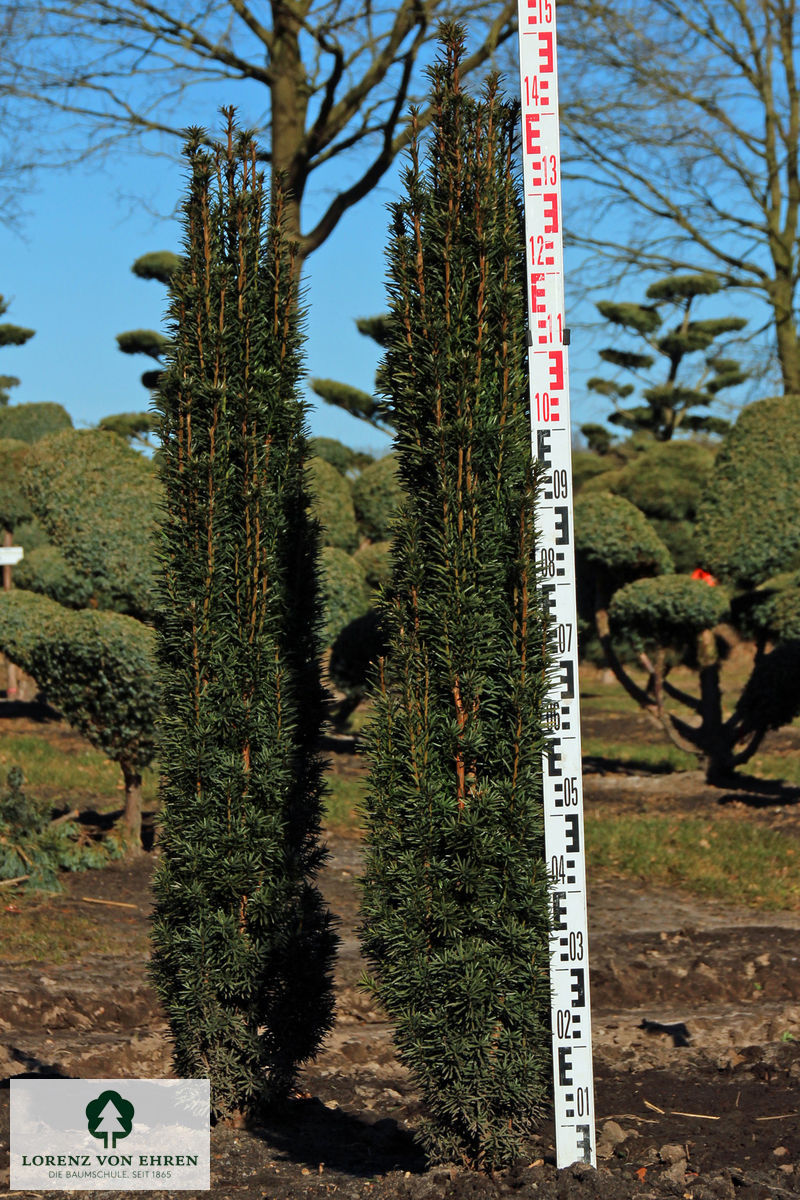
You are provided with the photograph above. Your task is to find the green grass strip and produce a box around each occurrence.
[586,813,800,910]
[582,736,698,773]
[0,733,157,807]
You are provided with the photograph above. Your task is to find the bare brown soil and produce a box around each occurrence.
[1,710,800,1200]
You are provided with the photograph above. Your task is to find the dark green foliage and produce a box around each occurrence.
[310,378,384,427]
[0,294,35,405]
[589,273,746,440]
[0,766,123,890]
[647,519,697,575]
[117,252,179,393]
[320,546,370,644]
[579,423,616,455]
[583,441,716,571]
[98,411,159,448]
[308,456,359,550]
[611,441,715,522]
[574,492,673,582]
[695,396,800,587]
[354,540,392,590]
[596,299,660,335]
[351,453,403,541]
[310,437,373,475]
[22,428,160,620]
[0,438,33,529]
[131,251,180,285]
[0,589,157,842]
[14,544,96,609]
[360,35,551,1170]
[578,467,625,497]
[13,517,49,552]
[329,610,386,698]
[577,401,800,783]
[149,114,336,1121]
[610,574,730,654]
[0,402,72,443]
[356,314,391,346]
[737,572,800,643]
[116,329,170,359]
[571,450,617,493]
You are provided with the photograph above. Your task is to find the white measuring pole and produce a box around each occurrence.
[516,0,596,1168]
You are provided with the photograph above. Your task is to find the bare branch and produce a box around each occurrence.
[0,0,518,257]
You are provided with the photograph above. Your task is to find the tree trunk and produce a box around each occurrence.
[769,274,800,395]
[270,2,310,263]
[696,630,734,784]
[121,763,143,851]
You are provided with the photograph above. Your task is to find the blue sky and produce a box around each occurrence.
[0,24,628,465]
[1,138,399,458]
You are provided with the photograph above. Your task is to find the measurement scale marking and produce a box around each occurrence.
[517,0,596,1169]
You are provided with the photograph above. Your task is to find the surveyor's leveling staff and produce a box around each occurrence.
[517,0,596,1169]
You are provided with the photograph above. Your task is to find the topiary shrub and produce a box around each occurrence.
[574,491,673,584]
[612,440,715,521]
[572,450,617,493]
[320,546,370,644]
[310,437,373,475]
[646,518,697,574]
[14,544,96,609]
[0,438,34,531]
[0,589,157,845]
[696,396,800,586]
[0,402,73,444]
[12,516,49,552]
[353,540,392,591]
[610,574,730,654]
[351,453,403,541]
[587,441,716,572]
[737,571,800,643]
[308,456,359,551]
[0,766,123,890]
[22,428,160,621]
[328,610,386,699]
[578,405,800,781]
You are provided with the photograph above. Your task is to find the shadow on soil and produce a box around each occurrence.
[246,1098,426,1177]
[714,774,800,808]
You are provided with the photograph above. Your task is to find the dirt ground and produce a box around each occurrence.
[1,705,800,1200]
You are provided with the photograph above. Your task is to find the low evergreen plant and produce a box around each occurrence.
[149,112,336,1121]
[0,766,122,890]
[359,30,552,1170]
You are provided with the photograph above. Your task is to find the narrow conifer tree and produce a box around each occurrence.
[360,30,552,1170]
[150,112,336,1121]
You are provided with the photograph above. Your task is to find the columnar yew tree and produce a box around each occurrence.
[150,113,336,1121]
[360,31,552,1170]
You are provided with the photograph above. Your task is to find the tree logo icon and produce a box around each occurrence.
[85,1090,135,1149]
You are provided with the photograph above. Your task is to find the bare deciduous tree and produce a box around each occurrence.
[557,0,800,393]
[2,0,518,260]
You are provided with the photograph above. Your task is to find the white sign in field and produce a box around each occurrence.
[0,546,23,566]
[517,0,596,1169]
